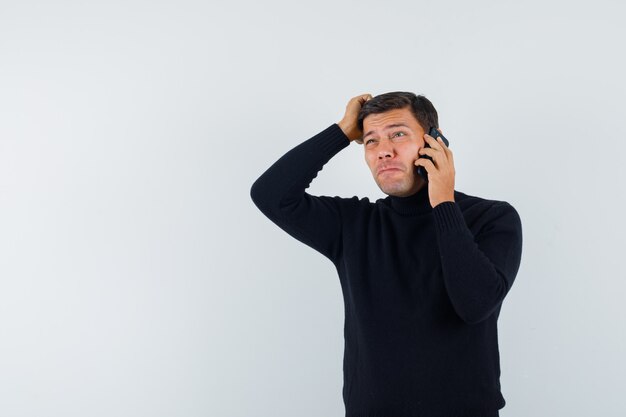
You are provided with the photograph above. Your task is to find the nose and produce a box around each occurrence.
[377,140,393,159]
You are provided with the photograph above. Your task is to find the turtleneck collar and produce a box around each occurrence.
[387,182,432,215]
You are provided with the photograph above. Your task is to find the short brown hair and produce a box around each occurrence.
[356,92,439,142]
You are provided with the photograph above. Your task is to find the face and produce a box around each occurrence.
[362,107,427,197]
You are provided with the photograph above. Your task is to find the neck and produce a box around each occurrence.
[388,181,431,215]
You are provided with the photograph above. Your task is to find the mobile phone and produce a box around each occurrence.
[416,127,450,181]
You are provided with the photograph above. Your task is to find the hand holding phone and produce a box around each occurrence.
[416,127,450,181]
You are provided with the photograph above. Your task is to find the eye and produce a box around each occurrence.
[392,132,406,138]
[365,138,376,145]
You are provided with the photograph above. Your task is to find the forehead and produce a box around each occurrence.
[362,107,421,131]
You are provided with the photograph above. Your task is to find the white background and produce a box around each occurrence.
[1,1,625,416]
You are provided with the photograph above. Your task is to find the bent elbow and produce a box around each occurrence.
[250,176,283,219]
[459,309,494,325]
[454,296,506,325]
[250,178,264,207]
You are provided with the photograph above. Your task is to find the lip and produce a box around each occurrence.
[377,166,403,175]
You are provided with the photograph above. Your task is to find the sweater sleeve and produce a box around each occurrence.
[250,124,350,261]
[432,201,523,325]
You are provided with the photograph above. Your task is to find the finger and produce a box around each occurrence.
[418,147,437,158]
[414,158,436,172]
[420,138,446,163]
[436,137,451,158]
[358,94,372,105]
[418,152,446,169]
[424,133,444,151]
[436,137,454,162]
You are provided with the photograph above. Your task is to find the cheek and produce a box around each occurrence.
[399,143,419,162]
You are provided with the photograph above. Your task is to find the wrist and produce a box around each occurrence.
[432,196,455,208]
[338,120,360,141]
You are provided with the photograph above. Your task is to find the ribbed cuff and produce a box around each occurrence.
[433,201,469,234]
[314,123,351,157]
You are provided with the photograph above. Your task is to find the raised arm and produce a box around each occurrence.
[250,94,372,260]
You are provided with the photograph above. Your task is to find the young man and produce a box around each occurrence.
[250,92,523,417]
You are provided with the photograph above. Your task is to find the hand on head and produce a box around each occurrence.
[338,93,373,142]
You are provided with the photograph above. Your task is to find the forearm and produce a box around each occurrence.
[250,124,349,217]
[433,202,523,324]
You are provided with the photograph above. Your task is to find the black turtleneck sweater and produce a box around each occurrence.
[250,124,523,417]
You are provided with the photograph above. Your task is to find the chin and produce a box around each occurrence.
[385,189,414,197]
[378,177,424,197]
[379,181,413,197]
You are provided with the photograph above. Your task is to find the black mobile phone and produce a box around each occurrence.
[416,127,450,181]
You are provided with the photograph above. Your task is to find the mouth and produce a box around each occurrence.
[377,167,403,175]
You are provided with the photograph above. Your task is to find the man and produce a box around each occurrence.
[250,92,523,417]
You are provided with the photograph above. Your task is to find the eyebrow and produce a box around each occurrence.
[363,123,412,139]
